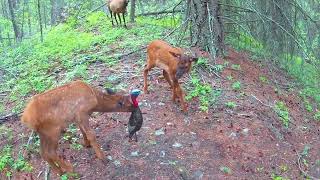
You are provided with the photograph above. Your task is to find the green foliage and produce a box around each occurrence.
[259,76,268,84]
[11,154,33,172]
[186,71,221,112]
[314,111,320,121]
[274,101,290,128]
[231,64,241,70]
[219,166,232,174]
[0,146,14,171]
[225,101,237,109]
[0,13,172,113]
[63,124,83,151]
[61,172,80,180]
[227,32,267,56]
[232,81,241,91]
[0,146,33,174]
[186,74,213,112]
[227,75,233,81]
[271,174,289,180]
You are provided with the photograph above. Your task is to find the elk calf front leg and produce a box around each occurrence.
[77,114,104,159]
[171,77,179,102]
[175,85,187,112]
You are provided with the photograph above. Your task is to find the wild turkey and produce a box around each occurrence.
[128,89,143,142]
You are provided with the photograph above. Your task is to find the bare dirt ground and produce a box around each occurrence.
[1,48,320,180]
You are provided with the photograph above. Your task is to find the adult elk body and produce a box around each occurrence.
[143,40,198,112]
[107,0,129,27]
[21,80,139,175]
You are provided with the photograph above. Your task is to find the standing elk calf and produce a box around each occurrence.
[21,80,139,175]
[107,0,129,28]
[143,40,198,112]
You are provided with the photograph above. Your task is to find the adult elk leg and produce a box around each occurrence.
[108,7,114,27]
[114,12,119,26]
[117,13,122,26]
[122,13,127,28]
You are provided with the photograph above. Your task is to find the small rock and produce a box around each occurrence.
[155,128,165,136]
[172,142,183,148]
[160,150,166,158]
[242,128,249,136]
[177,166,189,180]
[158,102,165,106]
[166,122,174,126]
[113,160,121,167]
[130,151,139,157]
[229,132,237,139]
[107,155,113,161]
[192,170,204,179]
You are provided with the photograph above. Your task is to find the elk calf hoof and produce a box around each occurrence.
[82,141,91,148]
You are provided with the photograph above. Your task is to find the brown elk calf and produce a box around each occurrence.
[107,0,129,27]
[21,80,138,175]
[143,40,198,112]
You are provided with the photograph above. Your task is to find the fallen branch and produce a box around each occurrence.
[297,152,319,180]
[0,111,22,124]
[250,94,273,108]
[45,164,50,180]
[23,131,35,158]
[80,2,108,19]
[136,9,183,17]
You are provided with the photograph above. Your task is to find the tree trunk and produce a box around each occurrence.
[50,0,57,25]
[37,0,43,42]
[130,0,136,22]
[21,0,27,40]
[43,3,47,28]
[186,0,224,59]
[7,0,20,42]
[26,0,31,35]
[0,27,3,45]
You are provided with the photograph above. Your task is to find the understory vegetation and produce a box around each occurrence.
[0,0,319,179]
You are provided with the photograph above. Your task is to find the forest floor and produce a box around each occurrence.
[1,47,320,180]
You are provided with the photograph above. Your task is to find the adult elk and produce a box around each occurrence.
[107,0,129,28]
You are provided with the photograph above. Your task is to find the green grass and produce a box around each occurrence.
[259,76,268,84]
[0,126,33,176]
[0,12,175,113]
[63,124,83,151]
[232,81,241,91]
[225,101,237,109]
[314,111,320,121]
[274,101,290,128]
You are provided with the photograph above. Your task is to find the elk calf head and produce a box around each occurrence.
[169,51,198,79]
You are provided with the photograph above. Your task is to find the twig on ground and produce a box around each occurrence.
[297,152,319,180]
[0,111,22,124]
[45,164,50,180]
[250,94,273,108]
[37,171,43,178]
[23,131,34,158]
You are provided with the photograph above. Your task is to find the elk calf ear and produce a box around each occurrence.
[191,57,198,62]
[169,51,181,59]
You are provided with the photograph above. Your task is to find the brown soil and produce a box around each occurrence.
[1,48,320,180]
